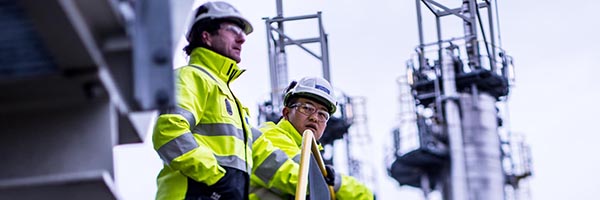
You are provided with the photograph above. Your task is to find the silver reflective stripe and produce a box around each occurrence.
[255,149,289,185]
[215,155,248,173]
[165,107,196,129]
[193,123,244,141]
[249,127,262,147]
[157,132,198,164]
[333,173,342,192]
[292,153,301,164]
[251,128,262,141]
[189,64,217,82]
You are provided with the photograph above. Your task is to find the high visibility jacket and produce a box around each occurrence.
[153,48,256,200]
[249,119,374,200]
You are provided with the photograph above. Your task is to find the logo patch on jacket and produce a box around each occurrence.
[225,99,233,116]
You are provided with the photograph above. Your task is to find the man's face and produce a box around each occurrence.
[203,22,246,63]
[283,98,330,140]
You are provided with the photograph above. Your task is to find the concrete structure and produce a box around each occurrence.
[0,0,192,199]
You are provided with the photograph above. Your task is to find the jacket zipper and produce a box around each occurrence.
[227,68,249,172]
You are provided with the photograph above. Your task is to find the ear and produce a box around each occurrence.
[282,107,290,120]
[201,31,212,47]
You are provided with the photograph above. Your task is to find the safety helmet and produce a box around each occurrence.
[284,77,337,114]
[185,1,253,42]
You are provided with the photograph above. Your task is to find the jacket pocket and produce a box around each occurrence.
[215,86,238,120]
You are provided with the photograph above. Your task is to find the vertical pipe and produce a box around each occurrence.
[265,19,281,108]
[462,0,480,69]
[272,0,288,109]
[276,0,283,17]
[421,174,431,199]
[441,49,468,200]
[434,14,444,124]
[494,0,503,48]
[487,0,498,73]
[416,0,425,69]
[275,50,288,105]
[276,0,285,53]
[460,92,505,200]
[318,12,331,82]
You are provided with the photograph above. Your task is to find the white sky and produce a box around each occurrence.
[114,1,600,199]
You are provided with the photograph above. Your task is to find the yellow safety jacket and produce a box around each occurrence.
[250,119,374,200]
[153,48,257,200]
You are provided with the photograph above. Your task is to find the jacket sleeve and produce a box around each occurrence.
[152,67,225,186]
[335,175,374,200]
[251,128,301,195]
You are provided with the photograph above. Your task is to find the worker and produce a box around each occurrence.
[152,2,258,200]
[250,76,374,200]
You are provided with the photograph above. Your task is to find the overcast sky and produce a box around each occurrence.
[114,1,600,199]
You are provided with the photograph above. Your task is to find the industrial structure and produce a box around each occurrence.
[0,0,192,199]
[256,0,378,195]
[1,0,537,199]
[387,0,532,199]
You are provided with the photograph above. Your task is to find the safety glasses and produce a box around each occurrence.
[221,24,245,38]
[290,103,330,123]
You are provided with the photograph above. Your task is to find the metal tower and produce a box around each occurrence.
[342,96,379,194]
[257,0,330,124]
[259,0,335,153]
[258,0,377,194]
[387,0,532,199]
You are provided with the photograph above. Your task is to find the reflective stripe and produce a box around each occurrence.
[255,149,289,185]
[292,153,301,164]
[215,154,248,173]
[251,128,262,141]
[249,128,262,147]
[156,132,198,164]
[193,123,244,141]
[333,173,342,192]
[189,64,218,82]
[163,107,196,129]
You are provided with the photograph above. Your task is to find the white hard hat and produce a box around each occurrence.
[185,1,253,42]
[284,77,337,114]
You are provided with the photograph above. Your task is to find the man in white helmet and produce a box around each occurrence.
[250,77,374,200]
[152,2,258,200]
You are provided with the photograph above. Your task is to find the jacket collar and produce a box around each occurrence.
[188,47,246,83]
[277,119,303,147]
[274,119,324,150]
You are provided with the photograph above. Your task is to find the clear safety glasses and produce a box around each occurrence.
[290,103,330,123]
[221,24,246,38]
